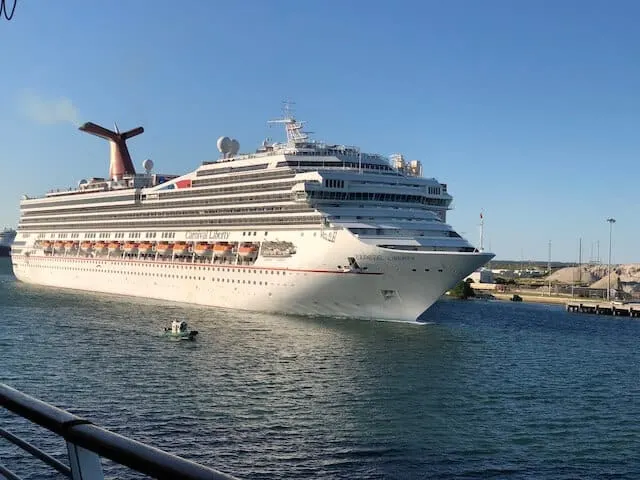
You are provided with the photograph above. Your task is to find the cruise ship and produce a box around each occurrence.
[11,109,493,322]
[0,228,16,256]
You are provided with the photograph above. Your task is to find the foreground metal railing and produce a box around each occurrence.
[0,383,239,480]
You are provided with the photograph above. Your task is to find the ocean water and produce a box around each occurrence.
[1,257,639,479]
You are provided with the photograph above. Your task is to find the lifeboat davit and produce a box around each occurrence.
[194,242,212,256]
[64,241,78,252]
[138,242,154,254]
[156,242,173,255]
[123,241,138,254]
[80,241,93,252]
[108,241,121,253]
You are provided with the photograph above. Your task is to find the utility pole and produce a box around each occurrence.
[548,240,552,296]
[479,211,484,252]
[578,237,582,284]
[606,218,616,301]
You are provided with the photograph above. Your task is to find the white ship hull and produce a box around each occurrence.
[11,230,491,322]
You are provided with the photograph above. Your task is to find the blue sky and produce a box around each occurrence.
[1,0,638,263]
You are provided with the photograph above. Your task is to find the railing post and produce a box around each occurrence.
[67,442,104,480]
[2,383,239,480]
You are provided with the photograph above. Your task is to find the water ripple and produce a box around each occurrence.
[1,259,639,479]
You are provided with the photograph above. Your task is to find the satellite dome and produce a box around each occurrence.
[217,136,231,154]
[78,179,88,188]
[142,159,154,173]
[229,139,240,156]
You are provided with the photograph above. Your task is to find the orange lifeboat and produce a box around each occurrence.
[238,244,258,257]
[213,242,232,254]
[80,241,93,251]
[156,242,173,255]
[123,241,139,254]
[42,240,53,252]
[138,242,154,254]
[173,241,188,255]
[64,241,79,252]
[108,241,121,253]
[194,242,212,256]
[94,241,107,253]
[53,240,65,252]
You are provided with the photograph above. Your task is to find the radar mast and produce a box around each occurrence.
[267,101,312,146]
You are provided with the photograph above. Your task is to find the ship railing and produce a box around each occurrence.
[0,383,239,480]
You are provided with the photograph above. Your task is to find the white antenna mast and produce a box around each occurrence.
[267,100,311,146]
[283,99,294,119]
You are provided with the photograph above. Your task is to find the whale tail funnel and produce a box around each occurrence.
[79,122,144,180]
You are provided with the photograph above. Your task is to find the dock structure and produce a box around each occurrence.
[566,301,640,317]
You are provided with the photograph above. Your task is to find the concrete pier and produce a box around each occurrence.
[566,301,640,317]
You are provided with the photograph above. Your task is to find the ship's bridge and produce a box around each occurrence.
[290,170,452,214]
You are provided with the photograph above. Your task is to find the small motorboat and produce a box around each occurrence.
[163,320,198,341]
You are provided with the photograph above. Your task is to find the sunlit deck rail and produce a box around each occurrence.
[1,383,240,480]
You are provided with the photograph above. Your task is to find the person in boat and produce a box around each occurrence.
[163,320,194,336]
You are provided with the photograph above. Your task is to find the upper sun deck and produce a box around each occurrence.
[24,106,433,203]
[201,108,425,178]
[31,173,180,201]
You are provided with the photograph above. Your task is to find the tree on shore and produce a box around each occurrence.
[449,279,475,299]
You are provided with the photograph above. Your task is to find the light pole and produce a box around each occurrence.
[548,240,552,296]
[606,218,616,301]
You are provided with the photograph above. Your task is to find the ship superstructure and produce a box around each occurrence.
[0,228,16,256]
[0,228,16,247]
[11,108,493,321]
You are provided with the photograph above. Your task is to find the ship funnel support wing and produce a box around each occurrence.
[79,122,144,181]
